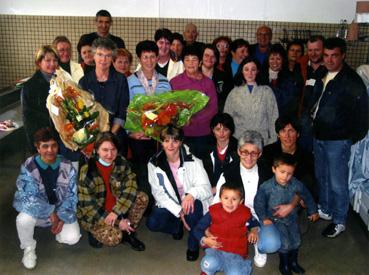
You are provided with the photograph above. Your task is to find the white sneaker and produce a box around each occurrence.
[254,245,267,267]
[318,208,332,221]
[22,247,37,269]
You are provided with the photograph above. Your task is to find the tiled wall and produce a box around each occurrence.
[1,14,369,89]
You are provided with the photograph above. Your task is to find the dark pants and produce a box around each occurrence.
[275,221,301,253]
[146,200,203,251]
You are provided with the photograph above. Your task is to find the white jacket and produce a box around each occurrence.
[148,147,212,217]
[136,59,184,81]
[60,60,84,84]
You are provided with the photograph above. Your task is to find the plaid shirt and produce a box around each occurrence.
[77,156,137,231]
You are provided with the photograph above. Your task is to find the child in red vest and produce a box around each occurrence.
[193,182,253,275]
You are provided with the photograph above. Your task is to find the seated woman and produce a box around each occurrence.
[78,132,148,251]
[224,56,278,145]
[146,126,213,262]
[202,113,238,192]
[201,44,227,112]
[170,45,218,159]
[214,130,300,268]
[113,48,133,77]
[262,116,316,200]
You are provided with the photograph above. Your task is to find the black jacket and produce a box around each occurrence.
[313,63,369,143]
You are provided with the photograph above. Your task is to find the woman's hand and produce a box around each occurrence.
[179,211,191,231]
[104,212,118,226]
[181,194,194,215]
[129,132,150,140]
[203,236,222,249]
[273,204,294,218]
[119,219,135,233]
[248,227,259,244]
[50,212,64,235]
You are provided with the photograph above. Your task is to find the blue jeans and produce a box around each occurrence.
[313,139,352,224]
[201,248,252,275]
[146,200,203,251]
[257,223,281,254]
[274,221,300,253]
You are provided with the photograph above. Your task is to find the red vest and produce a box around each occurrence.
[209,203,251,258]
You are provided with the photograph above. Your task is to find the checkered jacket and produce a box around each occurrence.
[77,156,137,231]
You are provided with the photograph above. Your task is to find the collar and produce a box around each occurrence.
[240,163,258,174]
[35,155,62,170]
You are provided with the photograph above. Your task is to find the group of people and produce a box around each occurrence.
[14,8,369,275]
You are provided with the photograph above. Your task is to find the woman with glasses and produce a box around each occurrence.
[79,37,130,156]
[212,36,232,72]
[213,130,299,268]
[224,56,279,146]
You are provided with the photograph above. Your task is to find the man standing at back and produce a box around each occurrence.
[183,23,204,53]
[312,37,368,238]
[78,10,125,60]
[249,25,273,67]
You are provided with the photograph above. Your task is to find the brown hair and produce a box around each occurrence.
[52,35,71,48]
[113,48,133,64]
[33,127,58,147]
[94,131,120,151]
[34,45,58,69]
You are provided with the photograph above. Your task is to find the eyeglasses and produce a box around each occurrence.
[216,43,229,49]
[96,52,112,59]
[239,150,260,158]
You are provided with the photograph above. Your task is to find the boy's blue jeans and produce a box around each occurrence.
[201,248,252,275]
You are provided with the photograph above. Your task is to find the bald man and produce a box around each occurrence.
[249,25,273,67]
[183,23,205,52]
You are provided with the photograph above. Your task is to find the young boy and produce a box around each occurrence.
[193,182,254,275]
[254,153,319,275]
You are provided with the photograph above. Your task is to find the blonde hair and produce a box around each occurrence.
[34,45,58,69]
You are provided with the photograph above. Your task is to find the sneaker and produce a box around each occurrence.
[318,208,332,221]
[254,251,267,267]
[322,223,345,238]
[22,247,37,269]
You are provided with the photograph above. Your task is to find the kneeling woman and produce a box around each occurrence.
[146,126,213,261]
[78,132,148,250]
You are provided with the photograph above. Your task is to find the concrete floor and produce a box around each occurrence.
[1,149,369,275]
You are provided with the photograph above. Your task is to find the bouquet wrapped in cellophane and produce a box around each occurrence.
[125,90,209,141]
[46,69,109,154]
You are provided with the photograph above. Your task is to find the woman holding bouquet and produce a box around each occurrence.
[146,126,212,261]
[78,132,148,250]
[79,37,130,156]
[127,40,172,206]
[170,45,218,160]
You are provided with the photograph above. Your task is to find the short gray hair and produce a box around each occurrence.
[91,37,117,58]
[238,130,264,152]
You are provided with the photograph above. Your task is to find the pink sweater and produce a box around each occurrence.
[170,72,218,137]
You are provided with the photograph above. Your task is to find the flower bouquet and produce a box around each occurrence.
[125,90,209,141]
[46,69,109,154]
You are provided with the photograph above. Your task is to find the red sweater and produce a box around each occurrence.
[209,203,251,258]
[96,161,116,212]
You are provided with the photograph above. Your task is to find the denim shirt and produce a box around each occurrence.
[254,177,317,225]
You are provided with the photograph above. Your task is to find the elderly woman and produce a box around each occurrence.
[170,45,218,159]
[78,132,148,250]
[214,130,300,268]
[79,37,129,156]
[53,36,84,83]
[202,113,238,191]
[224,56,278,145]
[113,48,133,77]
[212,36,232,72]
[260,43,301,118]
[21,45,59,152]
[201,44,227,111]
[146,126,212,261]
[262,116,316,199]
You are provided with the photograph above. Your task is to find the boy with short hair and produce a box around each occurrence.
[193,182,254,275]
[254,153,319,275]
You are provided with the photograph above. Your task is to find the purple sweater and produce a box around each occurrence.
[170,72,218,137]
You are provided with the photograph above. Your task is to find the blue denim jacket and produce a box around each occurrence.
[254,177,317,225]
[13,155,78,224]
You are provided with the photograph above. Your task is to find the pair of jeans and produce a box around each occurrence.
[146,200,203,251]
[313,138,352,224]
[274,221,300,253]
[16,212,81,250]
[201,248,252,275]
[257,223,281,254]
